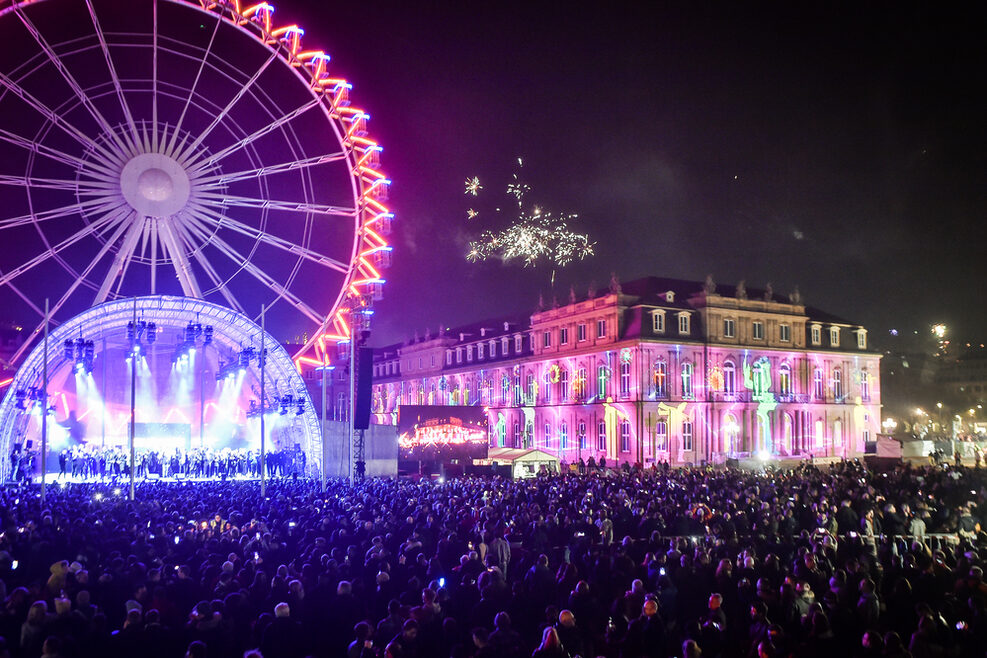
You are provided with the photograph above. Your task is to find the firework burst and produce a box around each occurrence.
[464,176,483,196]
[464,160,594,269]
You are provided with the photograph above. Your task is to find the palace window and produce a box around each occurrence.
[542,331,551,348]
[578,323,587,341]
[560,422,568,450]
[514,373,523,406]
[578,421,587,449]
[456,348,462,364]
[681,362,693,399]
[780,324,791,342]
[830,327,840,346]
[544,423,551,447]
[653,312,665,334]
[489,340,497,358]
[682,420,693,451]
[723,318,735,338]
[779,363,792,397]
[619,361,631,398]
[655,420,668,451]
[559,368,569,400]
[653,361,667,398]
[813,368,824,399]
[597,319,607,338]
[833,368,843,400]
[678,313,690,335]
[598,365,609,398]
[811,325,821,345]
[861,371,870,401]
[857,331,867,349]
[515,335,523,352]
[753,321,765,340]
[620,420,630,452]
[723,360,736,395]
[560,327,569,345]
[597,421,606,451]
[477,343,484,359]
[466,346,473,362]
[502,337,509,354]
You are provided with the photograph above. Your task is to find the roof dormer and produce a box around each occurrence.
[664,290,675,303]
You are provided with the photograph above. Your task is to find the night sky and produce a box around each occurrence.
[1,0,987,346]
[269,1,985,348]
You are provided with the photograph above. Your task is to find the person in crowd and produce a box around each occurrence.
[0,458,985,658]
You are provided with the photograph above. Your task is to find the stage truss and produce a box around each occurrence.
[0,295,321,482]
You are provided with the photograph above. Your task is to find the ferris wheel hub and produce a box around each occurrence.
[120,153,191,218]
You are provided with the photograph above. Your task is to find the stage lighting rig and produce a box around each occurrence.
[174,322,213,365]
[126,319,156,357]
[276,394,307,416]
[14,386,53,414]
[63,337,96,374]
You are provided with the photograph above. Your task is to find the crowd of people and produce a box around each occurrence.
[1,458,986,658]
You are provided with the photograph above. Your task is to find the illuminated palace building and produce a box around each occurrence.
[367,277,882,466]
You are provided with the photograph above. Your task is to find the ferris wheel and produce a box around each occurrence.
[0,0,392,366]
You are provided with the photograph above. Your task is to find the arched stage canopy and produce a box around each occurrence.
[0,296,321,481]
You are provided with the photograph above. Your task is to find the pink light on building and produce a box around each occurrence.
[311,276,883,467]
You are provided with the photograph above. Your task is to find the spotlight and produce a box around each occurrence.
[63,340,75,359]
[203,326,213,345]
[296,400,305,415]
[127,321,136,342]
[147,323,157,344]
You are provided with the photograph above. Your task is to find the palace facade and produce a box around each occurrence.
[362,276,882,466]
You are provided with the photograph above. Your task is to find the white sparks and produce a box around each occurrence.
[464,176,482,196]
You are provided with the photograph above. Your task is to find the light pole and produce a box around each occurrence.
[937,402,944,436]
[40,299,49,504]
[317,314,329,492]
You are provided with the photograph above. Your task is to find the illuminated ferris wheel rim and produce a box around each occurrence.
[0,0,392,369]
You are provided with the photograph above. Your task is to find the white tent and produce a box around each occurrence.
[482,447,560,479]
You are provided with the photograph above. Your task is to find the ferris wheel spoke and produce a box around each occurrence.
[12,4,135,156]
[171,215,245,314]
[47,206,134,322]
[0,174,107,193]
[166,12,222,158]
[0,279,46,327]
[185,97,321,175]
[85,0,140,145]
[195,193,356,218]
[93,212,144,303]
[176,49,280,165]
[0,127,118,179]
[157,215,202,298]
[189,202,349,273]
[149,219,158,294]
[0,197,119,231]
[192,150,347,187]
[181,213,322,325]
[151,0,158,152]
[0,206,124,288]
[0,71,123,166]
